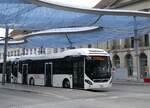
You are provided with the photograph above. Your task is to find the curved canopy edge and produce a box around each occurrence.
[28,0,150,17]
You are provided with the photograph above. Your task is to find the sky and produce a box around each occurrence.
[39,0,101,8]
[0,0,102,36]
[0,28,13,37]
[0,28,5,37]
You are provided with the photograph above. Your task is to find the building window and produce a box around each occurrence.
[112,55,120,68]
[124,37,134,48]
[139,53,148,78]
[88,44,92,48]
[0,53,1,59]
[34,48,36,54]
[25,49,28,55]
[30,49,32,55]
[60,48,65,52]
[131,37,134,48]
[38,48,41,54]
[125,54,133,77]
[42,48,46,54]
[106,41,109,49]
[11,51,13,56]
[53,48,58,53]
[17,50,20,56]
[14,51,17,56]
[7,52,10,57]
[22,48,25,55]
[38,47,45,54]
[112,40,122,49]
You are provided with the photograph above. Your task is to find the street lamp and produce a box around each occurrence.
[2,27,9,85]
[133,16,140,81]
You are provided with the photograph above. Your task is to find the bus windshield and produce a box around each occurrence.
[85,56,111,82]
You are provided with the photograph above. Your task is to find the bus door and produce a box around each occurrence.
[6,64,12,83]
[44,62,53,87]
[73,61,84,89]
[12,62,19,83]
[22,64,28,85]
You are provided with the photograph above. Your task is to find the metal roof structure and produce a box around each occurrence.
[0,0,150,48]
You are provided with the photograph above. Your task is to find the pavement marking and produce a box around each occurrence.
[1,87,71,100]
[39,91,71,100]
[11,105,32,108]
[108,96,119,99]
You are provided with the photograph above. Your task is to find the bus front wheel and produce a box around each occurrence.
[63,79,70,88]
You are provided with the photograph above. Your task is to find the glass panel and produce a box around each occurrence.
[22,64,28,84]
[126,58,133,76]
[140,54,148,77]
[45,63,52,86]
[125,54,133,77]
[113,55,120,68]
[85,56,111,82]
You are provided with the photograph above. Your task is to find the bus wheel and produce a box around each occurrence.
[29,78,35,85]
[63,79,70,88]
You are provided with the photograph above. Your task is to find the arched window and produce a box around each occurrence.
[125,54,133,76]
[113,55,120,68]
[139,53,148,77]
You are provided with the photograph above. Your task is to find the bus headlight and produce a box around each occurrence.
[85,79,93,85]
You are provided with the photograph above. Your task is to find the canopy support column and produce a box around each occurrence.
[65,33,74,49]
[2,27,9,85]
[133,16,140,81]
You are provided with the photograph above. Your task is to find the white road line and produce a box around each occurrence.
[41,92,71,100]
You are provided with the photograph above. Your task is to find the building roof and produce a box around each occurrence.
[95,0,118,8]
[109,0,148,9]
[6,48,109,61]
[95,0,148,9]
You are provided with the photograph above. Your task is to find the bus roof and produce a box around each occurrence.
[0,56,20,63]
[0,48,110,62]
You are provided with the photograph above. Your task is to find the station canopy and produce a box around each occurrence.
[1,0,150,48]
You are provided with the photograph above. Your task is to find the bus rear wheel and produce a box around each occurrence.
[63,79,70,88]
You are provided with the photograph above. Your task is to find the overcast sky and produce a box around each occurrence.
[0,28,5,37]
[42,0,101,8]
[0,28,13,37]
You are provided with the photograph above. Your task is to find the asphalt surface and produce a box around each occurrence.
[0,83,150,108]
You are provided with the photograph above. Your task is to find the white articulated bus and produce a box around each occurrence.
[0,48,112,89]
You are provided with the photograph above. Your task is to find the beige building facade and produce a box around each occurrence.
[96,0,150,80]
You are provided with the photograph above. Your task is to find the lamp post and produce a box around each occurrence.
[2,27,9,85]
[133,16,140,81]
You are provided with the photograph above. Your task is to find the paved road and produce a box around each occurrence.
[0,84,150,108]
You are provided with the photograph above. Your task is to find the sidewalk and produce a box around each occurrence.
[113,79,150,86]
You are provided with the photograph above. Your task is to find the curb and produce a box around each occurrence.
[113,81,150,86]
